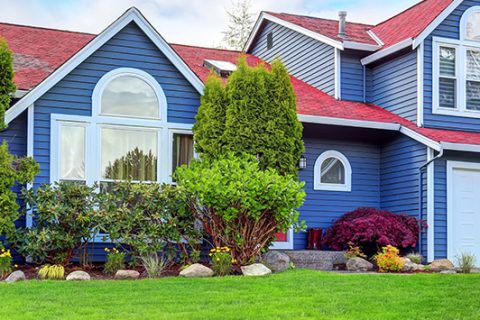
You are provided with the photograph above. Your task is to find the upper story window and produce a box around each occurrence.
[267,32,274,50]
[433,7,480,118]
[313,150,352,192]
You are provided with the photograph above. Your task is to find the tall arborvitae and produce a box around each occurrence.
[0,37,16,129]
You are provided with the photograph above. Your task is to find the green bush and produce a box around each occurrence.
[103,247,126,275]
[209,246,233,276]
[0,247,12,277]
[96,182,201,264]
[175,153,305,265]
[456,252,476,274]
[15,182,97,265]
[0,37,16,129]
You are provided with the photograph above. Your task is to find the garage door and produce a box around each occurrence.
[450,167,480,263]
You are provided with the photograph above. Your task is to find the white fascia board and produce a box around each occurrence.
[399,126,441,151]
[412,0,463,49]
[343,41,380,52]
[441,142,480,153]
[14,90,29,99]
[5,7,205,125]
[244,12,267,52]
[298,114,400,130]
[361,38,413,65]
[367,30,384,46]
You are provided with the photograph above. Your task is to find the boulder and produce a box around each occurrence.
[66,270,91,281]
[179,264,214,278]
[261,251,290,272]
[4,270,26,283]
[241,263,272,276]
[430,259,455,271]
[401,258,424,272]
[114,270,140,280]
[346,257,374,272]
[440,270,457,274]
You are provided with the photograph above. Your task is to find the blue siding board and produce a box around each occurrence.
[423,0,480,131]
[250,21,336,96]
[341,51,365,102]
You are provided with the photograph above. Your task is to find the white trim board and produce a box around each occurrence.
[426,147,435,262]
[334,48,341,99]
[5,7,204,125]
[361,38,413,65]
[417,41,424,127]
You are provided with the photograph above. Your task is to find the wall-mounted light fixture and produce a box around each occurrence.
[299,155,307,170]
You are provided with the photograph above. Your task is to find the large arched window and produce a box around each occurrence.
[314,150,351,191]
[463,7,480,42]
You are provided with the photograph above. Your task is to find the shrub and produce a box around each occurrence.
[344,242,367,260]
[0,247,12,277]
[210,246,234,276]
[175,153,306,266]
[456,252,476,274]
[16,182,97,265]
[96,182,201,265]
[374,245,405,273]
[141,254,167,278]
[406,253,423,264]
[38,264,64,280]
[323,208,426,257]
[103,247,126,275]
[0,37,16,129]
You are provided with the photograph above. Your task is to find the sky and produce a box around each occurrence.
[0,0,421,48]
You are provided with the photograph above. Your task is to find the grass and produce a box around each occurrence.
[1,269,480,319]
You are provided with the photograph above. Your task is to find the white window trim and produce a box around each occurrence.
[270,228,294,250]
[313,150,352,192]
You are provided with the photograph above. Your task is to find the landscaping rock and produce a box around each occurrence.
[179,264,214,278]
[4,270,26,283]
[285,250,346,270]
[114,270,140,280]
[346,257,374,272]
[262,251,290,272]
[440,270,457,274]
[401,258,424,272]
[430,259,455,271]
[66,270,91,281]
[241,263,272,276]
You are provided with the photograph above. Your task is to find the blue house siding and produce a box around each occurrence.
[250,21,336,96]
[295,134,381,249]
[369,50,418,123]
[340,51,365,102]
[32,22,201,188]
[423,0,480,131]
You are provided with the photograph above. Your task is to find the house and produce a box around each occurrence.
[2,0,480,263]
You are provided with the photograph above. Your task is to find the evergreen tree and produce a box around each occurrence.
[222,0,254,51]
[0,37,16,129]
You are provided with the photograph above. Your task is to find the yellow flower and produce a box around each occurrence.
[14,264,18,268]
[104,248,110,252]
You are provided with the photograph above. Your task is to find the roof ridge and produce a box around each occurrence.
[0,21,95,36]
[171,43,241,53]
[265,11,374,27]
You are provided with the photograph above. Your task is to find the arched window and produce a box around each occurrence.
[463,7,480,41]
[314,150,351,191]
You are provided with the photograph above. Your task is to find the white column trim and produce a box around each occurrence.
[417,42,424,127]
[334,48,341,99]
[26,104,34,228]
[426,147,435,262]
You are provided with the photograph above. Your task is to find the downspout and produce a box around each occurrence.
[418,146,444,259]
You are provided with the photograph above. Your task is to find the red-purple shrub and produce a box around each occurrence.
[323,208,427,256]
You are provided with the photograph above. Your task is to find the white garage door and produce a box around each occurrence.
[450,167,480,264]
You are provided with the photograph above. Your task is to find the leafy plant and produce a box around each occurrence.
[374,245,405,273]
[0,247,12,277]
[0,37,16,129]
[193,58,304,176]
[344,242,367,260]
[323,208,427,257]
[0,142,39,243]
[16,182,97,265]
[210,247,234,276]
[175,153,306,266]
[406,253,423,264]
[97,182,201,262]
[456,252,476,274]
[103,247,126,275]
[38,264,65,280]
[141,254,167,278]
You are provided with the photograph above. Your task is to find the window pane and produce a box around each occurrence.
[60,125,85,180]
[467,81,480,110]
[439,77,456,109]
[439,47,456,77]
[172,134,194,176]
[101,75,159,118]
[101,127,157,181]
[320,158,345,184]
[467,50,480,81]
[466,11,480,41]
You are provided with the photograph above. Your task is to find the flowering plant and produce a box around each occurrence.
[209,247,235,276]
[104,247,126,275]
[0,247,12,277]
[374,245,405,273]
[344,242,367,260]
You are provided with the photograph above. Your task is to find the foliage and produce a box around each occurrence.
[0,247,12,277]
[16,182,97,265]
[38,264,65,280]
[323,208,427,257]
[141,254,167,278]
[344,242,367,260]
[456,252,476,274]
[104,147,157,181]
[374,245,405,273]
[193,58,304,176]
[222,0,254,50]
[96,182,201,262]
[103,247,126,275]
[406,253,423,264]
[209,246,234,276]
[0,37,16,129]
[175,153,306,266]
[0,142,39,241]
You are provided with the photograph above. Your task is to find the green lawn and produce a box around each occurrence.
[1,269,479,320]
